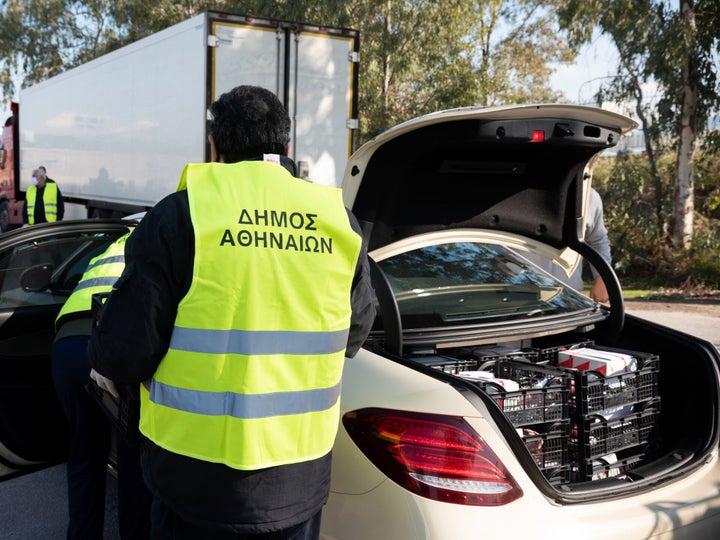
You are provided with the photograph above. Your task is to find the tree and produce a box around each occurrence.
[557,0,720,249]
[2,0,577,144]
[0,0,133,97]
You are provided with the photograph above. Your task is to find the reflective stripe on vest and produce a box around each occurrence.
[55,233,129,329]
[26,182,59,224]
[140,161,362,470]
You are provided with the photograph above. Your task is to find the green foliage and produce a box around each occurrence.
[594,148,720,290]
[593,154,659,276]
[1,0,576,143]
[557,0,720,249]
[2,0,718,288]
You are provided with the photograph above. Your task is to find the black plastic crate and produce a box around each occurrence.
[529,340,596,364]
[567,354,659,417]
[485,360,571,427]
[413,355,477,374]
[572,401,661,462]
[471,347,538,370]
[520,420,571,472]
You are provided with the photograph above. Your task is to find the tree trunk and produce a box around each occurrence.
[670,0,697,249]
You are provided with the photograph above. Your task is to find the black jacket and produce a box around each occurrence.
[88,159,376,533]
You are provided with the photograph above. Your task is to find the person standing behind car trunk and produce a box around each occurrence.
[87,85,375,539]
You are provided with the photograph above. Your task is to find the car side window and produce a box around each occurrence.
[0,233,118,310]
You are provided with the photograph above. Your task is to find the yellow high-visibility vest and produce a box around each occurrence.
[140,161,362,470]
[55,233,129,329]
[26,182,59,224]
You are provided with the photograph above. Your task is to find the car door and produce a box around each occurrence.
[0,220,132,480]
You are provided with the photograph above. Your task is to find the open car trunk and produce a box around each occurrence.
[361,308,720,498]
[343,104,720,500]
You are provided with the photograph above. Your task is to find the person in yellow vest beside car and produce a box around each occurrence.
[23,165,65,225]
[52,232,151,539]
[88,85,375,539]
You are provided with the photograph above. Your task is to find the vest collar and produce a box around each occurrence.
[247,155,297,177]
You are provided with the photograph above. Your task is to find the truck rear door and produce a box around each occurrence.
[208,12,360,187]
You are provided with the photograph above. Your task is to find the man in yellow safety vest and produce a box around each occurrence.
[88,85,375,539]
[53,232,151,539]
[24,165,64,225]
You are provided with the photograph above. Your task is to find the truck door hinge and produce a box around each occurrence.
[347,118,359,130]
[208,35,219,48]
[348,51,360,63]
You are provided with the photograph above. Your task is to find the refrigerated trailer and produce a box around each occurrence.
[0,10,359,230]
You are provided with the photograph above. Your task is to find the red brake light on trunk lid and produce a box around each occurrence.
[343,408,523,506]
[531,130,545,142]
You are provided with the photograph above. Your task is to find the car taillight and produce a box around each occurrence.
[342,408,523,506]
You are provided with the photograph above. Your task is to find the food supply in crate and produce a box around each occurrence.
[557,347,637,376]
[412,340,661,485]
[458,363,572,482]
[560,347,659,420]
[521,339,595,364]
[457,371,520,392]
[571,400,661,460]
[572,453,645,483]
[486,361,571,427]
[569,399,660,480]
[471,345,539,369]
[518,421,570,474]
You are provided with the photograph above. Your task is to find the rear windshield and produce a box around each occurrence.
[377,241,596,327]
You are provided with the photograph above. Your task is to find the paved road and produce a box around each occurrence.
[0,466,119,539]
[1,303,717,539]
[625,300,720,348]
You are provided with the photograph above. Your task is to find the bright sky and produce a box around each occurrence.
[549,35,620,104]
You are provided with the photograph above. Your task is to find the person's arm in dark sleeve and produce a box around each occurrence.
[56,185,64,221]
[21,201,27,224]
[344,209,376,358]
[88,192,193,383]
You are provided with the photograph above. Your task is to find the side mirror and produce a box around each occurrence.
[20,263,55,292]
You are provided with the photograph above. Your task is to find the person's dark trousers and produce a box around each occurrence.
[52,335,111,540]
[52,334,152,540]
[117,434,153,539]
[150,497,323,540]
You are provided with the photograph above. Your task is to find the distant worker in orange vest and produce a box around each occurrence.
[23,165,65,225]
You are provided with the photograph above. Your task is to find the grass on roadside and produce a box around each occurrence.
[584,277,720,303]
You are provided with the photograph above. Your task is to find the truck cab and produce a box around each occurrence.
[0,101,24,232]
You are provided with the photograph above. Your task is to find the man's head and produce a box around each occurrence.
[36,166,47,186]
[208,85,291,163]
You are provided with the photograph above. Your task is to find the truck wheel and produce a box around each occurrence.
[0,200,9,233]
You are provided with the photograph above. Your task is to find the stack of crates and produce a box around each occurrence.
[489,360,572,484]
[559,346,661,481]
[467,341,661,484]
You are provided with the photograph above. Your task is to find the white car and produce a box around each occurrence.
[0,105,718,539]
[323,104,720,539]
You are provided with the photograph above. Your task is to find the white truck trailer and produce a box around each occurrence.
[8,10,359,225]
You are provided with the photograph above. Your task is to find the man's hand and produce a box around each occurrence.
[588,275,610,303]
[90,368,119,398]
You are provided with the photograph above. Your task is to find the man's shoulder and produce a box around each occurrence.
[140,190,190,227]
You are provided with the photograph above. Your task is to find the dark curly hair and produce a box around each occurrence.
[208,85,291,163]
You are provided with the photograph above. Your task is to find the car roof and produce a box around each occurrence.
[342,104,638,252]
